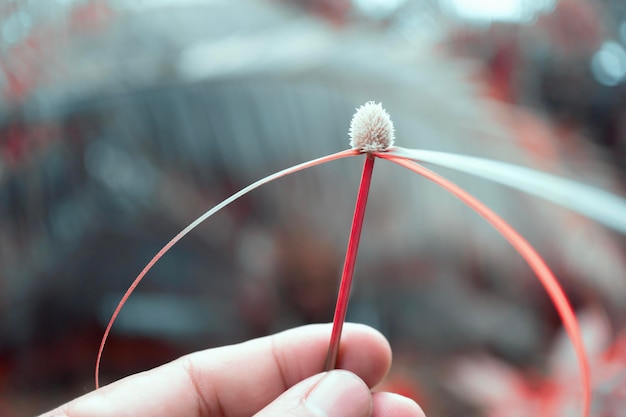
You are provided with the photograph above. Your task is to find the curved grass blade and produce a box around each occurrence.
[376,153,591,417]
[95,148,359,388]
[389,147,626,235]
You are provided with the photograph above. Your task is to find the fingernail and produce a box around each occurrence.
[306,370,372,417]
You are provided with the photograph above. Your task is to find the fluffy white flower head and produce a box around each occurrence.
[349,101,395,152]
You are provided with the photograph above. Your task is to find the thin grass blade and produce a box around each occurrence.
[377,153,591,417]
[389,147,626,235]
[95,148,359,388]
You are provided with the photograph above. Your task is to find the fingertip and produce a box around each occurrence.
[306,371,372,417]
[372,392,426,417]
[256,370,373,417]
[342,323,392,354]
[337,323,392,387]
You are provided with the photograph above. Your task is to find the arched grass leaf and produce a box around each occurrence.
[377,153,591,417]
[95,148,359,388]
[389,147,626,235]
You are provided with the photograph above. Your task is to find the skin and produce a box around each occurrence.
[39,323,425,417]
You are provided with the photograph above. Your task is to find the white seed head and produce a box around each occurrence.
[349,101,395,152]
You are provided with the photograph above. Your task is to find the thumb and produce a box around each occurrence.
[255,370,373,417]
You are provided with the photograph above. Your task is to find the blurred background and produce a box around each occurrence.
[1,0,626,415]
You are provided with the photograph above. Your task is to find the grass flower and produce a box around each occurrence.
[91,101,626,417]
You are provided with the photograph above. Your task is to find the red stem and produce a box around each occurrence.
[325,154,375,370]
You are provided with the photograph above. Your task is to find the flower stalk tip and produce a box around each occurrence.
[349,101,395,152]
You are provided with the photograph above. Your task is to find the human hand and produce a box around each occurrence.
[39,323,424,417]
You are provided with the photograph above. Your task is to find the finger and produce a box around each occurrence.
[42,323,391,417]
[372,392,425,417]
[255,370,372,417]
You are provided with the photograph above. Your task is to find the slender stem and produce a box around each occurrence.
[325,154,375,370]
